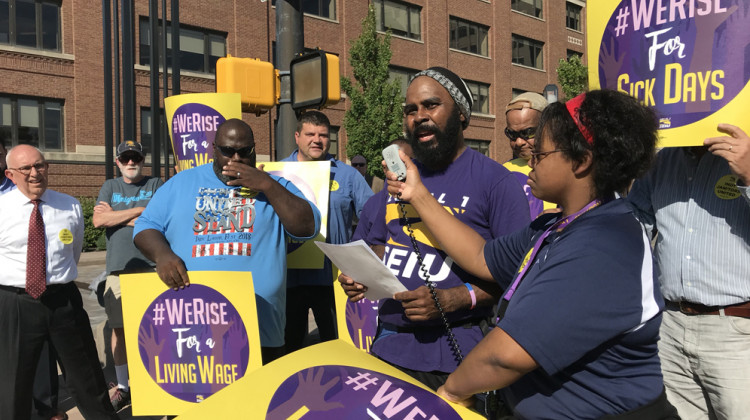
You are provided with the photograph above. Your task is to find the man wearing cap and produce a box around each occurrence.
[339,67,529,389]
[134,119,321,364]
[281,111,373,353]
[93,140,163,411]
[503,92,557,219]
[627,124,750,420]
[0,145,118,419]
[351,155,384,194]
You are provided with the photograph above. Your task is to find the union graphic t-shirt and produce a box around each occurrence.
[135,164,321,347]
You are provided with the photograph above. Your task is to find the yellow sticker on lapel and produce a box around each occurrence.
[59,229,74,244]
[714,175,740,200]
[330,180,340,192]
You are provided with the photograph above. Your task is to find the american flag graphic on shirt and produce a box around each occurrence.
[192,187,256,258]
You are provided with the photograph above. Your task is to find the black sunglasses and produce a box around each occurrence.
[352,162,366,167]
[504,127,537,141]
[118,153,144,164]
[215,145,255,158]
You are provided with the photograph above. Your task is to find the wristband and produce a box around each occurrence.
[465,283,477,310]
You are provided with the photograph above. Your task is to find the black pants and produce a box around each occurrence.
[32,340,60,416]
[0,283,118,420]
[284,285,338,354]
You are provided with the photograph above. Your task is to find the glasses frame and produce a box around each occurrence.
[504,127,537,141]
[117,153,145,164]
[529,149,568,165]
[214,144,255,159]
[9,162,48,176]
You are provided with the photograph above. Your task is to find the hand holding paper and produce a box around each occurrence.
[315,240,406,300]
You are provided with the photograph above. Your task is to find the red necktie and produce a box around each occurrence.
[26,199,47,299]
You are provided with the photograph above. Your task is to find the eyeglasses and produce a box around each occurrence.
[504,127,537,141]
[118,153,144,164]
[530,149,568,165]
[215,145,255,158]
[352,162,366,168]
[9,162,48,176]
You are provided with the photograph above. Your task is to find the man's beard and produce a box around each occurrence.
[406,108,462,171]
[122,166,143,182]
[213,160,234,184]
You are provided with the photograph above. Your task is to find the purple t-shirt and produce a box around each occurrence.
[369,147,530,372]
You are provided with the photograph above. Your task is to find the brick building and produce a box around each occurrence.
[0,0,586,198]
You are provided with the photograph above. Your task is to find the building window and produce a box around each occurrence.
[465,139,489,157]
[511,89,528,98]
[466,80,490,115]
[0,95,63,151]
[512,34,544,70]
[388,66,417,98]
[140,107,168,157]
[0,0,60,51]
[567,49,582,60]
[511,0,543,19]
[139,18,226,75]
[566,2,582,31]
[328,126,339,158]
[271,0,336,19]
[449,17,489,57]
[374,0,421,40]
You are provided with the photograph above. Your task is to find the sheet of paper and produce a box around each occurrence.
[315,240,406,301]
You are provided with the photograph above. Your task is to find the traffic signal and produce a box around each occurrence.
[216,55,278,114]
[290,50,341,110]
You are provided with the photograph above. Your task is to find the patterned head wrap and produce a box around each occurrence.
[410,67,474,129]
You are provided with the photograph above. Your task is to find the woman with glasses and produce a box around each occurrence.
[385,90,679,419]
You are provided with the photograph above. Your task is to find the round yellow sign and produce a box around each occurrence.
[330,180,340,192]
[714,175,740,200]
[59,228,74,244]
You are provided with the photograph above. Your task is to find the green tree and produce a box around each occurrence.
[341,5,404,178]
[556,55,589,100]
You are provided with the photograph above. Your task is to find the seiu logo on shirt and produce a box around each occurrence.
[112,191,154,205]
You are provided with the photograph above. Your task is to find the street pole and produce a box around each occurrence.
[102,0,114,180]
[274,0,303,161]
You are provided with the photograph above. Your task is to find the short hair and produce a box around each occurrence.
[296,110,330,133]
[537,89,658,198]
[216,118,254,143]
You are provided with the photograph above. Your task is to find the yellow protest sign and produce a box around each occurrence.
[176,339,484,419]
[588,1,750,146]
[263,161,331,269]
[121,271,263,416]
[164,93,242,171]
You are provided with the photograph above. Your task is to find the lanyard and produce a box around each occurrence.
[501,199,603,302]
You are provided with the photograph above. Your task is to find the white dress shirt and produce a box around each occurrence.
[0,188,84,287]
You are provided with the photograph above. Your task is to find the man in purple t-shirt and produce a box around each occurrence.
[339,67,530,390]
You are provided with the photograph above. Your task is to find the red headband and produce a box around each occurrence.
[565,93,594,145]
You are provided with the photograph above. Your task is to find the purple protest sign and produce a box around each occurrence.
[137,284,250,402]
[598,0,750,129]
[345,299,378,353]
[171,103,225,169]
[266,365,462,419]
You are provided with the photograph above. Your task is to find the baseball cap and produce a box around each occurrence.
[506,92,548,113]
[117,140,144,157]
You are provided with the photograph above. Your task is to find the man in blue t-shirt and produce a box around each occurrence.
[134,119,321,364]
[282,111,373,353]
[339,67,530,390]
